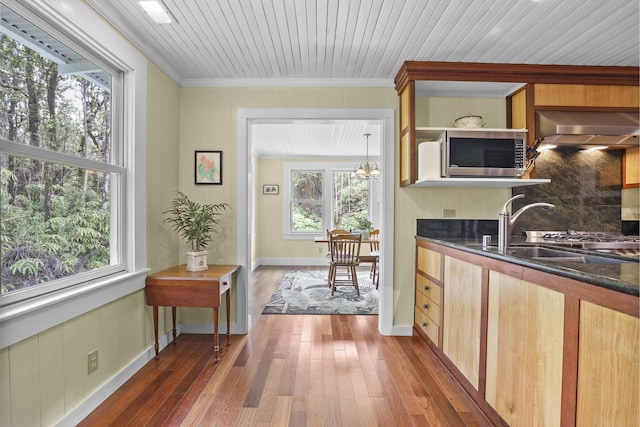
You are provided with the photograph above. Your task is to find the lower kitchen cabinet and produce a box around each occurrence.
[485,271,565,426]
[414,274,441,345]
[414,238,639,426]
[576,301,639,426]
[442,256,483,390]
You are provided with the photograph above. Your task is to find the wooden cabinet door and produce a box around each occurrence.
[485,271,565,427]
[442,256,483,390]
[623,146,639,188]
[576,302,639,426]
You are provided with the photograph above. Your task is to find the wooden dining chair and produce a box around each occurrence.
[328,233,362,296]
[358,229,380,289]
[326,229,351,286]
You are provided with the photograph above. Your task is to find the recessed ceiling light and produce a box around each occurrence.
[139,1,174,24]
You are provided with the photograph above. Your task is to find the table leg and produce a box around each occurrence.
[226,289,231,346]
[213,307,220,362]
[152,306,159,359]
[171,306,177,344]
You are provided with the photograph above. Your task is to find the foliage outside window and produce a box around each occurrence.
[332,171,369,230]
[285,164,372,235]
[291,171,323,232]
[0,5,122,303]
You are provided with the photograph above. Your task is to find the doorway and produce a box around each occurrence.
[236,108,395,335]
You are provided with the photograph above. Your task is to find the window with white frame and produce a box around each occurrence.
[0,4,125,305]
[283,162,378,238]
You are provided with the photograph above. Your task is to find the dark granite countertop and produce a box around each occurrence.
[416,235,639,297]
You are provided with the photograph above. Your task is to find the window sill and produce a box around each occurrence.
[0,269,149,349]
[283,233,326,240]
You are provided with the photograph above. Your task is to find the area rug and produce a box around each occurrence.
[262,270,378,315]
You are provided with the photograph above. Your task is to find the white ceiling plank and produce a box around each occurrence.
[360,0,399,78]
[271,0,297,77]
[323,0,339,77]
[293,0,311,77]
[77,0,639,154]
[306,0,318,78]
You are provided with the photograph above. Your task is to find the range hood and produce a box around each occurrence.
[537,111,640,148]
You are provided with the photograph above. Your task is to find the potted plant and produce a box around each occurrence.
[163,192,230,271]
[356,217,374,240]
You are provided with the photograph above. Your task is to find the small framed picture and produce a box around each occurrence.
[263,184,279,195]
[195,150,222,185]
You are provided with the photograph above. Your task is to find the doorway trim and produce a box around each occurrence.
[236,108,395,335]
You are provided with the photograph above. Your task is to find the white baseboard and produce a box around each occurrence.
[389,325,413,336]
[255,257,328,266]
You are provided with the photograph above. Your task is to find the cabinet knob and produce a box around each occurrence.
[422,321,427,328]
[424,285,429,291]
[423,303,428,309]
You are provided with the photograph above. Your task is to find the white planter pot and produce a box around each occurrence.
[186,250,208,271]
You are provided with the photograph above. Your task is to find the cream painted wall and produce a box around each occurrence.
[416,96,508,128]
[0,61,180,427]
[176,86,512,328]
[255,157,379,260]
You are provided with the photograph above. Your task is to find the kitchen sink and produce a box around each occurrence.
[507,246,633,264]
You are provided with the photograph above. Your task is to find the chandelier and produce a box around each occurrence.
[352,133,380,179]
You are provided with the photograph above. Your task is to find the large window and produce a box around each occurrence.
[284,163,378,237]
[290,170,324,231]
[0,4,124,304]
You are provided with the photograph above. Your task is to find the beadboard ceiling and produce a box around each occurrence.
[83,0,639,157]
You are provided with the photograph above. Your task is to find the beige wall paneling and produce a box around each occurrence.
[0,347,9,426]
[442,256,483,389]
[485,271,565,427]
[424,97,507,129]
[62,314,87,411]
[38,325,65,425]
[9,336,41,426]
[576,302,639,427]
[147,62,181,273]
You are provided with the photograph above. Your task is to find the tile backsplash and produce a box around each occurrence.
[512,147,623,235]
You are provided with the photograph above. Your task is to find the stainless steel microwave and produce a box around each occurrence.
[441,129,527,177]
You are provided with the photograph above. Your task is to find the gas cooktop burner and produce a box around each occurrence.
[525,230,640,257]
[541,232,640,243]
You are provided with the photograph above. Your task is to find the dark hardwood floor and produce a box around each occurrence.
[79,266,493,426]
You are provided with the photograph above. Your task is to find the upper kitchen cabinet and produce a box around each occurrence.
[395,61,640,187]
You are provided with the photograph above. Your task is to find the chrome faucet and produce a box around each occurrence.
[498,194,555,252]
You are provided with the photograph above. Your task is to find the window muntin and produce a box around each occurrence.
[332,170,370,231]
[0,5,123,304]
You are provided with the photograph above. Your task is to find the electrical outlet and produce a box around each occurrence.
[318,246,323,254]
[443,209,456,217]
[88,350,98,374]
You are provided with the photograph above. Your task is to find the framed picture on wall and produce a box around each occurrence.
[263,184,279,195]
[195,150,222,185]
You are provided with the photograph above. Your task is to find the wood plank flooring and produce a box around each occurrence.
[79,266,494,426]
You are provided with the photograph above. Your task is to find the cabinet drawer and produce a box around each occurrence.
[416,274,442,303]
[415,306,439,345]
[417,246,442,280]
[415,290,441,327]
